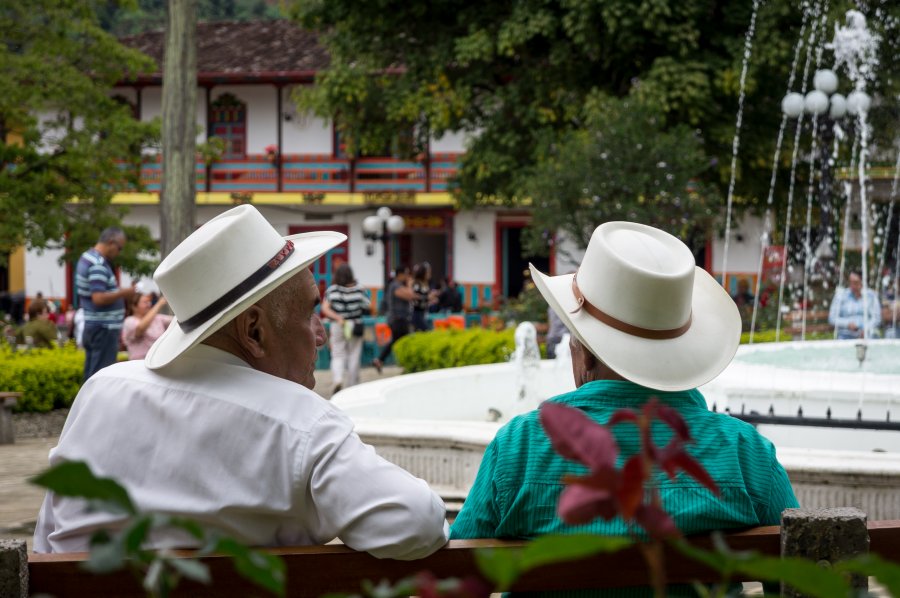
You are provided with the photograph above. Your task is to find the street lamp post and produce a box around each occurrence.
[362,206,406,295]
[781,70,871,278]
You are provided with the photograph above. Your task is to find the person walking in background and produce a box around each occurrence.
[544,306,566,359]
[828,270,881,339]
[121,293,173,360]
[411,262,437,331]
[372,265,415,373]
[320,263,371,394]
[16,299,58,349]
[76,227,136,381]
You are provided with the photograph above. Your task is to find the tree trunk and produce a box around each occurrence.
[160,0,197,257]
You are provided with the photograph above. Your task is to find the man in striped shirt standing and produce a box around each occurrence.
[75,227,135,381]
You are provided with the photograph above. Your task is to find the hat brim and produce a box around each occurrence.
[530,264,741,392]
[145,231,346,370]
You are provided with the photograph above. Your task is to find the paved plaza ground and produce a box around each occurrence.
[0,364,400,550]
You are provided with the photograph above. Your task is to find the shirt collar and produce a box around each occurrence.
[558,379,706,410]
[181,343,254,369]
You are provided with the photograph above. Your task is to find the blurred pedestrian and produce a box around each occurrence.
[372,265,415,373]
[16,299,57,349]
[828,270,881,339]
[121,293,173,360]
[76,227,136,380]
[411,262,437,331]
[436,277,463,312]
[320,264,371,393]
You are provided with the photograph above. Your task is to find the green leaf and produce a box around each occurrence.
[123,515,154,553]
[212,537,286,597]
[168,557,212,585]
[674,539,850,598]
[838,554,900,596]
[83,536,127,574]
[30,461,136,515]
[473,546,522,591]
[519,534,632,571]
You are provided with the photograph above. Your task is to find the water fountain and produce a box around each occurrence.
[332,6,900,517]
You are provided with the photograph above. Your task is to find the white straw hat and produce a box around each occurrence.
[145,205,345,369]
[530,221,740,391]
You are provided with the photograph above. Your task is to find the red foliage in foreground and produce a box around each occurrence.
[539,398,719,539]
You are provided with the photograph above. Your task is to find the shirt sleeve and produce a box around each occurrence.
[759,456,800,525]
[449,440,501,539]
[828,291,846,327]
[297,409,449,560]
[121,316,138,346]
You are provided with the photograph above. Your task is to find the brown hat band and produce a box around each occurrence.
[178,240,295,333]
[569,272,692,340]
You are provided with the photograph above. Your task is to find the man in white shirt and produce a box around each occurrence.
[34,205,449,559]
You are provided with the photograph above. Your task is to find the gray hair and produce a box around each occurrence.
[99,227,125,244]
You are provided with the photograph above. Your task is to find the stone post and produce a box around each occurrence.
[0,539,28,598]
[781,507,868,597]
[0,395,17,444]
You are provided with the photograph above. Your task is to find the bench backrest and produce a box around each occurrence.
[24,521,900,598]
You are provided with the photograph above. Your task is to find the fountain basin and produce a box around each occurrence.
[333,340,900,518]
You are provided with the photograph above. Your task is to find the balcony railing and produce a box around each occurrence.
[134,153,460,194]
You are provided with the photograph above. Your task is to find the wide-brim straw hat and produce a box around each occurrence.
[530,221,740,392]
[145,205,345,369]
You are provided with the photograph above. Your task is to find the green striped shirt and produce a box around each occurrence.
[450,380,798,595]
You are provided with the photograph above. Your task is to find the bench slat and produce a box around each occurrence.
[27,522,900,597]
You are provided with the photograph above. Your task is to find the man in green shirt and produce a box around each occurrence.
[452,222,797,545]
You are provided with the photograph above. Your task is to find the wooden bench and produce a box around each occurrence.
[784,309,832,336]
[8,517,900,597]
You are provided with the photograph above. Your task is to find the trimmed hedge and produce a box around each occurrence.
[393,328,516,373]
[0,344,84,413]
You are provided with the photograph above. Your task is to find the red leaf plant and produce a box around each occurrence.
[540,398,719,540]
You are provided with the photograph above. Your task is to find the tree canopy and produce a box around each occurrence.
[290,0,899,251]
[0,0,160,275]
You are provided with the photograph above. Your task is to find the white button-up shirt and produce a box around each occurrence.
[33,345,449,558]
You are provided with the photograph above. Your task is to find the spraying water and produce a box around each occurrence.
[510,321,541,403]
[750,14,810,343]
[776,1,826,342]
[720,0,761,287]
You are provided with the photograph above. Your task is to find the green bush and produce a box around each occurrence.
[393,328,516,373]
[0,344,83,412]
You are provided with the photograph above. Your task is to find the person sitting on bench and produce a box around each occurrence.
[34,205,449,559]
[452,222,798,544]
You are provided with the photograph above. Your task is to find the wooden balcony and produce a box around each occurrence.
[134,153,460,194]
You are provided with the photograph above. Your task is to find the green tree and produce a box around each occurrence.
[521,95,717,256]
[0,0,161,276]
[289,0,899,248]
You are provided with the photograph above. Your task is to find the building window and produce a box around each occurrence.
[210,93,247,159]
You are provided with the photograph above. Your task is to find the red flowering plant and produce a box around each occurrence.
[264,144,279,165]
[540,398,719,539]
[539,398,719,594]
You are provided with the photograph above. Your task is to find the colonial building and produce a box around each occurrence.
[10,20,572,312]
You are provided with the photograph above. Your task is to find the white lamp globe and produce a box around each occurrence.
[376,206,393,221]
[829,93,848,118]
[781,92,805,118]
[362,215,382,235]
[804,90,829,115]
[386,214,405,234]
[846,90,872,115]
[813,69,839,94]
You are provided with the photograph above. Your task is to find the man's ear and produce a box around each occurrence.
[233,305,267,358]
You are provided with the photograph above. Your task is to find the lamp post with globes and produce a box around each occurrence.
[781,69,871,269]
[362,206,406,295]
